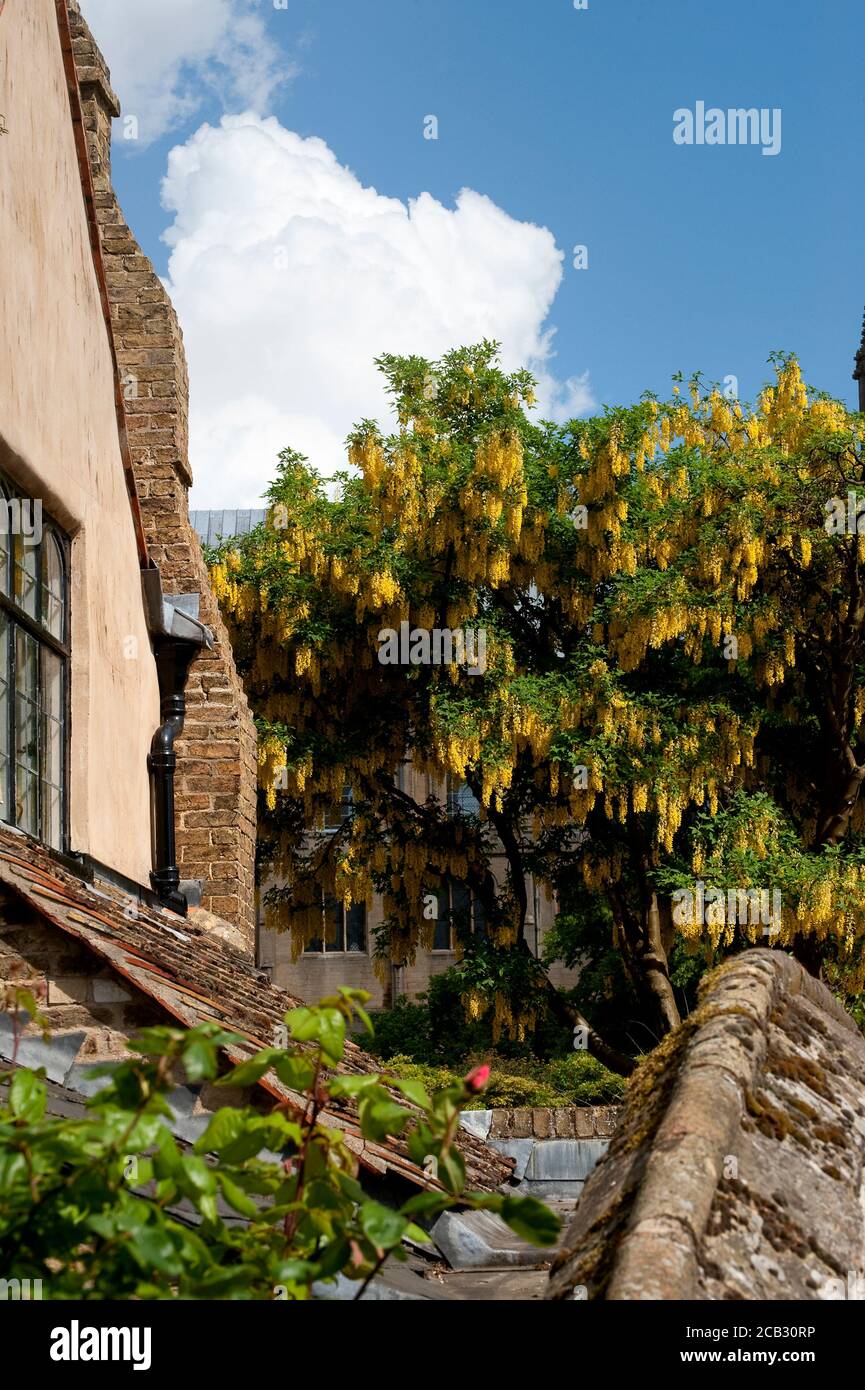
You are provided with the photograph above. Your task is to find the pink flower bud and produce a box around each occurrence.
[464,1064,490,1093]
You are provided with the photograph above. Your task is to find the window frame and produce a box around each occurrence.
[0,477,70,852]
[431,878,486,953]
[303,894,368,956]
[446,775,481,818]
[320,785,353,833]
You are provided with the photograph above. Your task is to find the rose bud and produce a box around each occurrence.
[464,1064,490,1093]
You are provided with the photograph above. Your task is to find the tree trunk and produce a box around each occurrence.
[613,834,682,1040]
[539,972,636,1076]
[815,763,865,848]
[483,792,636,1074]
[640,891,682,1034]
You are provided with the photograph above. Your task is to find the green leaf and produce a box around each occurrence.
[217,1049,283,1087]
[127,1223,183,1275]
[199,1193,218,1224]
[336,988,373,1034]
[217,1127,277,1166]
[123,1114,164,1151]
[499,1195,562,1247]
[9,1070,45,1123]
[10,989,41,1023]
[359,1201,408,1251]
[194,1107,248,1155]
[286,1007,346,1065]
[155,1125,184,1176]
[182,1155,217,1196]
[272,1257,320,1285]
[358,1095,411,1143]
[404,1222,433,1245]
[313,1238,350,1280]
[218,1173,258,1219]
[328,1074,381,1100]
[437,1147,465,1196]
[334,1171,365,1204]
[385,1075,431,1109]
[194,1263,263,1297]
[182,1038,218,1083]
[273,1054,316,1092]
[127,1026,185,1055]
[401,1189,452,1218]
[128,1157,154,1187]
[406,1124,436,1166]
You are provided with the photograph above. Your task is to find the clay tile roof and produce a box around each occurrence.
[0,826,513,1192]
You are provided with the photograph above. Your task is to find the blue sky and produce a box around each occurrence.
[84,0,865,503]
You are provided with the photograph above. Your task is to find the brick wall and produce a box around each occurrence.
[66,2,257,948]
[0,888,163,1060]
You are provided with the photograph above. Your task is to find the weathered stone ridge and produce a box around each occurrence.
[547,949,865,1301]
[66,2,257,947]
[465,1105,620,1141]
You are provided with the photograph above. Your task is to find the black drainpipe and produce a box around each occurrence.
[142,570,213,915]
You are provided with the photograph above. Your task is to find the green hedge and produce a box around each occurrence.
[366,971,574,1067]
[381,1052,626,1110]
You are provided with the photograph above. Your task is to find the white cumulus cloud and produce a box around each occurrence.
[79,0,293,146]
[159,114,594,506]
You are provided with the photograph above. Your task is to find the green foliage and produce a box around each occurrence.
[0,992,559,1300]
[366,996,433,1062]
[368,962,574,1068]
[383,1051,625,1109]
[535,1053,627,1106]
[214,346,865,1047]
[542,875,718,1053]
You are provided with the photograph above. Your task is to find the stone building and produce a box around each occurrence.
[0,0,257,943]
[0,0,496,1187]
[547,950,865,1301]
[0,0,251,1028]
[257,765,568,1010]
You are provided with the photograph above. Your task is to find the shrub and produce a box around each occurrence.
[536,1054,627,1106]
[383,1050,626,1110]
[366,997,432,1061]
[369,965,574,1067]
[0,989,560,1300]
[479,1073,555,1109]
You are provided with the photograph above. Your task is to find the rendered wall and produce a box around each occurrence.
[0,0,159,883]
[68,1,258,948]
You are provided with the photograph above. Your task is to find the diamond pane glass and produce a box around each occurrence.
[41,532,65,640]
[15,627,38,835]
[13,533,38,619]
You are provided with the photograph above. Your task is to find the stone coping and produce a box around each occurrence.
[461,1104,621,1142]
[546,949,865,1301]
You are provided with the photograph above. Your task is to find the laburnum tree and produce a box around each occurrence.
[211,344,865,1069]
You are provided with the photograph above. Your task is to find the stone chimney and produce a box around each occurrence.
[66,1,257,950]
